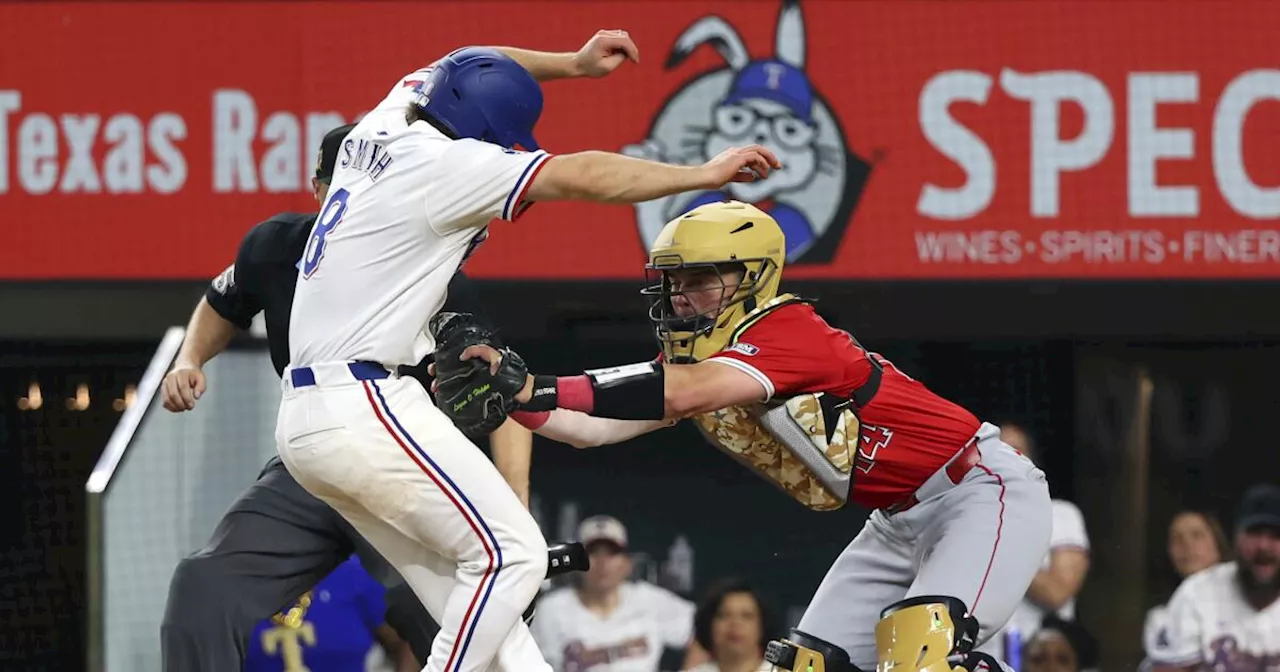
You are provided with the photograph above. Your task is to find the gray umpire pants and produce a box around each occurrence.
[160,456,438,671]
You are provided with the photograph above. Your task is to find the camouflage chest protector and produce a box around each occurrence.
[691,294,882,511]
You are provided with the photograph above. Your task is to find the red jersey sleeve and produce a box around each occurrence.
[707,303,874,400]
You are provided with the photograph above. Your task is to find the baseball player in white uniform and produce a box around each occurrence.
[276,34,781,672]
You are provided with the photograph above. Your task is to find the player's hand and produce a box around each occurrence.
[162,365,206,412]
[516,374,535,405]
[459,344,505,375]
[426,344,514,398]
[696,145,782,188]
[573,29,639,78]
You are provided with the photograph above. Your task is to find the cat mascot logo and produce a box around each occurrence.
[623,0,874,264]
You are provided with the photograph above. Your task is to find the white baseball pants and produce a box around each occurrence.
[796,422,1052,669]
[275,362,550,672]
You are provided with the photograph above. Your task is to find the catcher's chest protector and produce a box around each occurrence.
[694,396,861,511]
[692,296,871,511]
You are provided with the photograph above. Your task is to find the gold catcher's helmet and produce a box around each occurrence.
[643,201,786,363]
[875,596,981,672]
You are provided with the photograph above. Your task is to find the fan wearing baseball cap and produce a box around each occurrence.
[1144,484,1280,670]
[531,515,698,671]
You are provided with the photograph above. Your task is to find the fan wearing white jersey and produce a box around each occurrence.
[1140,510,1229,670]
[530,516,696,672]
[1148,484,1280,671]
[276,34,781,672]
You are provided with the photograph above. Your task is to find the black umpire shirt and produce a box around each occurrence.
[204,211,495,378]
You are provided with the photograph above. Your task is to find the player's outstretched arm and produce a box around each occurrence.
[161,297,237,412]
[515,359,768,424]
[492,30,639,82]
[524,145,782,206]
[489,418,533,508]
[511,408,672,449]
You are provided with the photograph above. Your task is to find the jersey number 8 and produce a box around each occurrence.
[302,188,350,279]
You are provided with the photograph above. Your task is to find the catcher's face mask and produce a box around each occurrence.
[644,262,756,362]
[641,201,786,364]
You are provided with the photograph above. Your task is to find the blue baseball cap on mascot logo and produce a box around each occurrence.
[723,60,815,125]
[410,47,543,151]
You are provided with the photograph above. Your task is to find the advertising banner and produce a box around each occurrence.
[2,1,1278,279]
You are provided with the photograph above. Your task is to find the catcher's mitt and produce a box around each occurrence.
[429,312,528,438]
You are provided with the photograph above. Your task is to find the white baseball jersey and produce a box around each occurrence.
[980,499,1089,656]
[1145,561,1280,668]
[1142,603,1172,660]
[289,67,551,368]
[530,582,695,672]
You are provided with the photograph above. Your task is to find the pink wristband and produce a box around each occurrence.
[510,410,550,430]
[556,375,595,413]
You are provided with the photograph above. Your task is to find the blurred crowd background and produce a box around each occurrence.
[3,1,1280,671]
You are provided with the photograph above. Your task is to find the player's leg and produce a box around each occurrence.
[345,499,560,668]
[874,596,1014,672]
[775,512,916,670]
[904,438,1052,652]
[323,484,548,672]
[278,375,549,672]
[160,457,352,672]
[345,518,438,666]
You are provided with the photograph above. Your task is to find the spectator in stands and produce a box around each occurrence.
[979,423,1091,659]
[1146,484,1280,670]
[1142,509,1231,657]
[245,555,415,672]
[531,515,696,671]
[1022,616,1099,672]
[683,578,777,672]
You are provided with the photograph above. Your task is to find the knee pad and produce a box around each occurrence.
[875,596,982,672]
[764,628,861,672]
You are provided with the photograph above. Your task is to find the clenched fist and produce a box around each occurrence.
[572,29,640,78]
[162,364,206,412]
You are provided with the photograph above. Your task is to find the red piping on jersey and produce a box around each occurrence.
[970,463,1007,613]
[510,155,551,221]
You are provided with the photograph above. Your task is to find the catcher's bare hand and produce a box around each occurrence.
[162,365,206,412]
[427,355,534,402]
[573,29,639,78]
[461,344,506,375]
[427,344,504,380]
[698,145,782,188]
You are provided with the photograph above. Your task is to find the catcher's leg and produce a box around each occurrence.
[160,458,353,672]
[906,440,1051,647]
[875,596,1014,672]
[793,513,917,668]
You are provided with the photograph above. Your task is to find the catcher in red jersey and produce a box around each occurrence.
[429,201,1052,672]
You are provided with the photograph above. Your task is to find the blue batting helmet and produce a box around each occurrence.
[410,47,543,151]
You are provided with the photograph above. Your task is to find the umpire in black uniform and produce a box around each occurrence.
[159,124,576,671]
